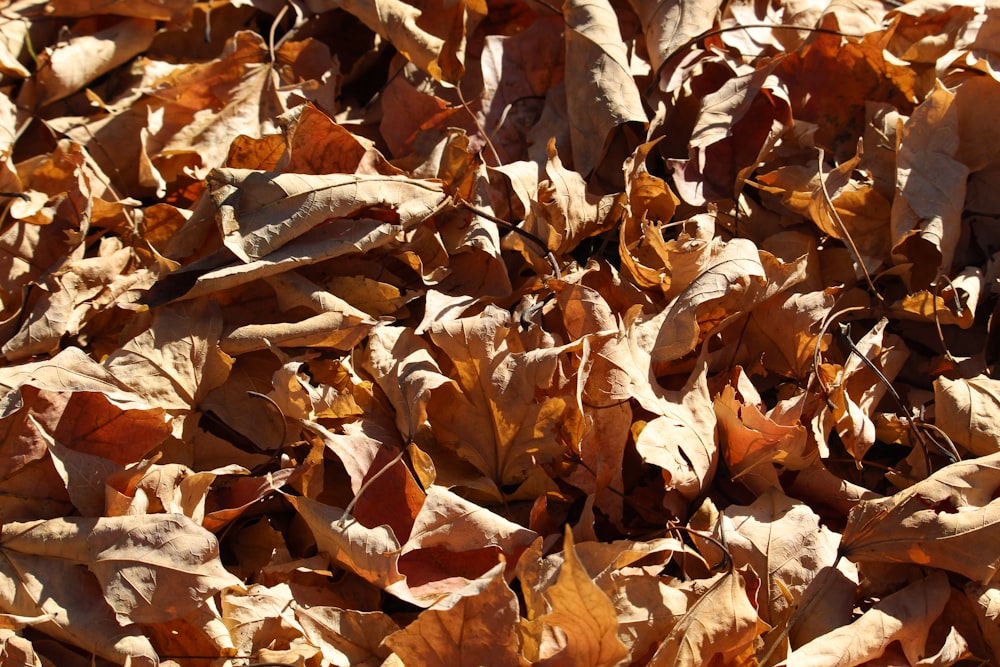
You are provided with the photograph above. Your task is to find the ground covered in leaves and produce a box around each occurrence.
[0,0,999,665]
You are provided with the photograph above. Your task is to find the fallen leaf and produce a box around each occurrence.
[530,527,629,667]
[934,375,1000,457]
[383,561,523,666]
[783,572,951,667]
[840,452,1000,584]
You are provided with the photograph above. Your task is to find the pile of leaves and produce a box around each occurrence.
[1,0,1000,664]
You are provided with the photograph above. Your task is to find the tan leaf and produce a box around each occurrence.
[0,347,158,418]
[743,287,834,380]
[43,0,194,21]
[220,309,376,356]
[840,452,1000,583]
[965,582,1000,664]
[716,378,814,478]
[640,238,767,364]
[295,605,399,667]
[0,536,159,667]
[628,0,722,74]
[478,17,565,163]
[564,0,648,182]
[280,103,403,176]
[723,489,855,644]
[934,375,1000,457]
[426,306,579,498]
[288,494,407,599]
[533,528,629,667]
[25,388,171,465]
[209,167,447,263]
[33,18,157,106]
[37,417,122,517]
[363,324,453,440]
[306,0,485,83]
[890,82,967,289]
[808,147,894,277]
[104,299,234,411]
[220,583,306,658]
[503,138,615,262]
[648,567,762,666]
[630,354,717,504]
[784,572,951,667]
[813,318,908,462]
[1,514,238,625]
[0,628,41,667]
[384,561,524,667]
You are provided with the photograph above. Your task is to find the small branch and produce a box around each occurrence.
[456,199,562,279]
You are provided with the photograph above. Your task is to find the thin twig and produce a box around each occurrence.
[837,323,955,465]
[817,149,883,302]
[456,199,562,279]
[456,85,502,166]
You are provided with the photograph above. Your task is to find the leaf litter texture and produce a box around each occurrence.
[2,0,1000,665]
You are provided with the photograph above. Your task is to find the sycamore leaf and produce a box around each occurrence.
[934,375,1000,457]
[43,0,195,21]
[384,561,524,666]
[533,527,629,667]
[840,452,1000,584]
[648,567,762,666]
[784,572,951,667]
[295,605,399,667]
[209,168,448,263]
[630,352,717,503]
[723,489,854,641]
[628,0,721,74]
[363,324,453,441]
[104,299,233,411]
[564,0,647,182]
[890,82,966,289]
[643,238,767,364]
[306,0,484,83]
[426,306,578,498]
[0,514,238,626]
[288,494,408,597]
[716,379,814,478]
[33,18,157,106]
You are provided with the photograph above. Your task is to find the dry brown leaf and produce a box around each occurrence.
[104,299,233,412]
[629,0,722,74]
[426,306,578,499]
[934,375,1000,457]
[0,514,237,624]
[384,561,524,666]
[209,168,448,263]
[564,0,648,182]
[716,376,814,478]
[723,489,855,645]
[220,583,307,659]
[307,0,484,83]
[478,16,564,163]
[637,238,768,364]
[783,572,951,667]
[648,567,763,666]
[363,325,452,441]
[840,452,1000,583]
[890,82,966,289]
[3,0,1000,662]
[287,493,409,598]
[295,605,399,667]
[33,18,157,106]
[529,528,629,667]
[813,318,908,461]
[43,0,194,21]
